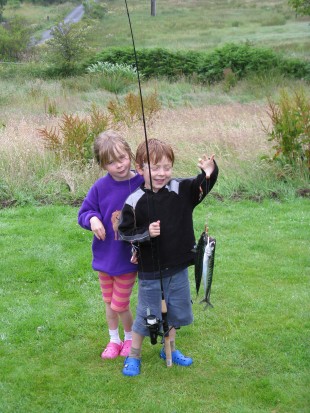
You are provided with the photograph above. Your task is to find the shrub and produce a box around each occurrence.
[44,22,90,77]
[107,91,161,126]
[86,61,138,93]
[87,47,201,80]
[0,17,32,61]
[197,43,281,84]
[38,105,110,162]
[86,44,310,85]
[263,88,310,170]
[83,0,107,19]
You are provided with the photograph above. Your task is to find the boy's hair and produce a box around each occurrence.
[136,139,175,168]
[94,130,134,168]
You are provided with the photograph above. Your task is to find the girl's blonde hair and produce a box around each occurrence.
[94,130,134,168]
[136,138,175,168]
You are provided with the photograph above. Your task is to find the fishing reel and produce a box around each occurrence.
[144,314,162,345]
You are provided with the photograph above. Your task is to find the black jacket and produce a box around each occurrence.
[118,164,218,274]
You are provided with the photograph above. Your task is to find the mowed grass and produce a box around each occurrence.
[0,199,309,412]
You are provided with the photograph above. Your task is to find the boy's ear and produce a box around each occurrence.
[136,164,144,176]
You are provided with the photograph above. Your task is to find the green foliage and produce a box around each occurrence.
[197,43,282,84]
[45,22,90,76]
[37,105,110,162]
[263,88,310,169]
[87,44,310,85]
[29,0,69,4]
[88,47,201,80]
[83,0,107,20]
[0,17,32,60]
[107,91,161,126]
[0,0,7,21]
[44,97,58,116]
[86,61,138,93]
[288,0,310,16]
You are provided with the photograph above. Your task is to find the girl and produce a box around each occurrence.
[78,130,143,359]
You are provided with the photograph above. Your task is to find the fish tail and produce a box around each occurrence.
[199,298,214,309]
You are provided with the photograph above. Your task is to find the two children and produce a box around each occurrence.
[78,130,143,359]
[79,132,218,375]
[118,138,218,376]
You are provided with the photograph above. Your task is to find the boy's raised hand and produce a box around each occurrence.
[198,154,215,178]
[149,220,160,238]
[90,216,106,240]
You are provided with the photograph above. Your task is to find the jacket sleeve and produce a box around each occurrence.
[118,203,151,244]
[78,186,103,230]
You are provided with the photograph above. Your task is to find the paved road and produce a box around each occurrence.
[36,4,85,45]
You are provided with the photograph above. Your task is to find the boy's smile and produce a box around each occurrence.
[137,156,173,192]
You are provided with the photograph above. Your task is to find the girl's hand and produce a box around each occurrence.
[149,220,160,238]
[90,216,106,240]
[198,154,215,178]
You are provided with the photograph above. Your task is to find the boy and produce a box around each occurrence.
[118,138,218,376]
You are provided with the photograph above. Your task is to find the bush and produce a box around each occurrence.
[107,91,161,126]
[86,61,138,93]
[197,43,281,84]
[38,105,110,162]
[263,88,310,170]
[44,22,90,77]
[83,0,107,19]
[86,47,201,80]
[84,44,309,85]
[0,17,32,61]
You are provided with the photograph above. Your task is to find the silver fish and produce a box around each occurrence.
[194,228,216,308]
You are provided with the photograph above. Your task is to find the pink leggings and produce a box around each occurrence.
[98,272,137,312]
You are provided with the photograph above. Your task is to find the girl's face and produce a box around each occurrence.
[137,156,173,192]
[104,149,132,181]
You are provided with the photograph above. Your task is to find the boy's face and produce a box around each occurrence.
[104,148,132,181]
[137,156,173,192]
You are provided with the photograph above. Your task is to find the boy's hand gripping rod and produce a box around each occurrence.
[124,0,172,367]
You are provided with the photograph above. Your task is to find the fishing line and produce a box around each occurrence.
[124,0,153,191]
[124,0,172,364]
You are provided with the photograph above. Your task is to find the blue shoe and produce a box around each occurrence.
[122,357,141,376]
[160,348,193,366]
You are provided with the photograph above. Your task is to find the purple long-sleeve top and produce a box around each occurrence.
[78,172,143,275]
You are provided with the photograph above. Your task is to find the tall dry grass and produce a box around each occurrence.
[0,115,101,204]
[0,103,277,205]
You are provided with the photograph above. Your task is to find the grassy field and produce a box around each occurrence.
[4,0,310,58]
[0,200,309,412]
[87,0,309,57]
[0,101,308,207]
[0,2,309,411]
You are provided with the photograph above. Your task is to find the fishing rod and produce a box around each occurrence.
[124,0,172,367]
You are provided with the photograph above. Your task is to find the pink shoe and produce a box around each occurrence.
[101,341,123,359]
[120,340,132,357]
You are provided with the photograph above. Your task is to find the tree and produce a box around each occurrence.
[0,0,7,22]
[46,22,90,75]
[288,0,310,16]
[0,17,32,60]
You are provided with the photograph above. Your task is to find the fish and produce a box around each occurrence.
[194,227,216,309]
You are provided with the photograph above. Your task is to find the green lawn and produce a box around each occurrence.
[0,199,309,412]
